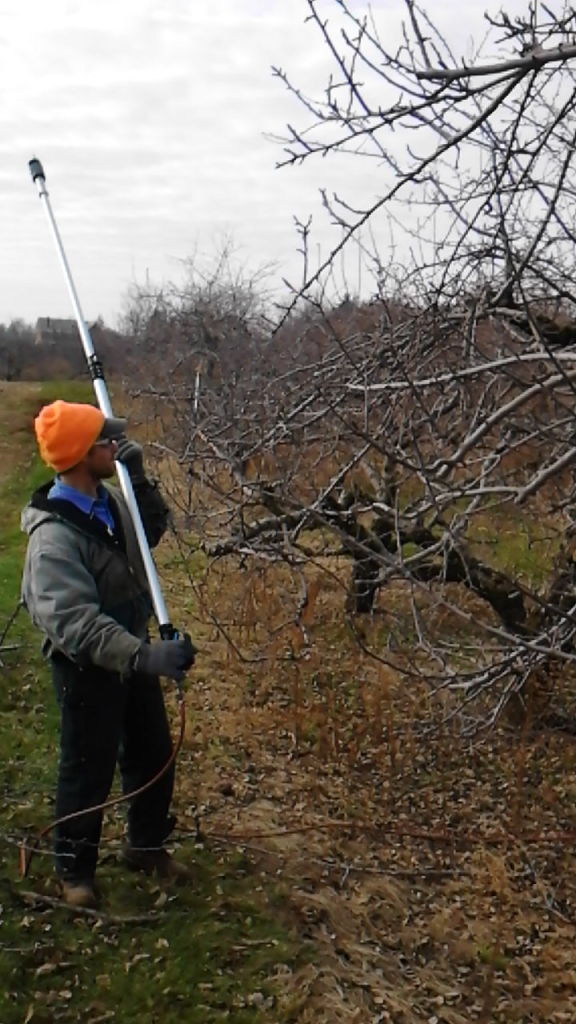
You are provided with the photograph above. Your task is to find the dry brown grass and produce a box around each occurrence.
[145,529,576,1023]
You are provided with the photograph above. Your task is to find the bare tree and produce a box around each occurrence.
[128,3,576,736]
[273,1,576,319]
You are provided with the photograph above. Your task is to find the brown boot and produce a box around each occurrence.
[60,880,98,909]
[122,846,193,884]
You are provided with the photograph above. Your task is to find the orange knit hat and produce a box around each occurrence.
[34,400,119,472]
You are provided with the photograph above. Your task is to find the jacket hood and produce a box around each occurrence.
[21,482,57,536]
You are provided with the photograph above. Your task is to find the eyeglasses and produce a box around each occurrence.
[91,438,118,449]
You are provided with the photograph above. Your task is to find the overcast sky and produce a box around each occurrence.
[1,0,530,328]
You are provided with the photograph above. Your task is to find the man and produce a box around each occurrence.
[21,399,195,908]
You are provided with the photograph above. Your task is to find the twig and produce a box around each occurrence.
[19,890,164,925]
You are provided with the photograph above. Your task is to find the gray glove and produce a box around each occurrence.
[115,435,146,483]
[135,634,196,681]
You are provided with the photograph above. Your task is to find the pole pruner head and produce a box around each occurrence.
[28,158,45,183]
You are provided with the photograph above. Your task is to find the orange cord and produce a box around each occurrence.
[19,694,186,879]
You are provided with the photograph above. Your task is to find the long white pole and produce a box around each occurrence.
[28,158,174,638]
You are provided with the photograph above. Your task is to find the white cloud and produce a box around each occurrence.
[0,0,536,326]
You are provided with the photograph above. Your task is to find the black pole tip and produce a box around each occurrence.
[29,158,45,183]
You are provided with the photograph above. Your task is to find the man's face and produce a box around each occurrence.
[83,437,118,479]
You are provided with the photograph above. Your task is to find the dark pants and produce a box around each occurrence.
[51,653,175,882]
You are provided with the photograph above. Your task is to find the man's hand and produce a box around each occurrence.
[115,435,146,483]
[135,633,197,682]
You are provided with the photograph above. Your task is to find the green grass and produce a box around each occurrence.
[0,380,303,1024]
[0,852,295,1023]
[469,511,559,588]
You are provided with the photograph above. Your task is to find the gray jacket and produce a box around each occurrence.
[21,479,169,675]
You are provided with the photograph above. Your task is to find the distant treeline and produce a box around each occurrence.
[0,318,133,381]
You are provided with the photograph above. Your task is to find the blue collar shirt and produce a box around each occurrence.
[48,479,116,534]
